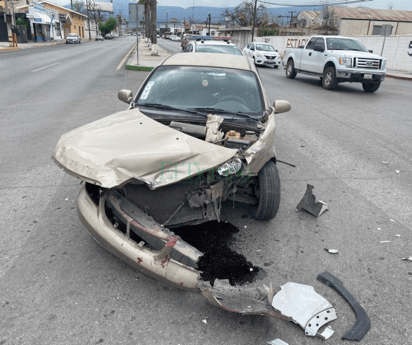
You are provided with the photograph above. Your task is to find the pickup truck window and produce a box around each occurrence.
[305,38,317,50]
[315,38,325,50]
[326,38,368,52]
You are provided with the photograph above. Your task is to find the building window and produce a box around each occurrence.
[372,25,393,36]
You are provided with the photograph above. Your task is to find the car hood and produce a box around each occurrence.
[53,108,238,189]
[329,50,382,60]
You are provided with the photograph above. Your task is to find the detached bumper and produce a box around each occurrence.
[336,69,386,83]
[76,185,201,290]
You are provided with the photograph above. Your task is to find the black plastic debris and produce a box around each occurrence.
[296,184,328,217]
[317,272,371,341]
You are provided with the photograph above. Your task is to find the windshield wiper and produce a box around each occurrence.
[188,107,259,122]
[347,49,363,51]
[137,103,207,117]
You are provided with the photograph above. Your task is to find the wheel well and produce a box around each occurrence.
[324,62,335,72]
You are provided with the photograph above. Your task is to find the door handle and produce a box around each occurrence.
[309,52,312,56]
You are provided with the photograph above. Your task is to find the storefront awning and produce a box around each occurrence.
[31,12,51,24]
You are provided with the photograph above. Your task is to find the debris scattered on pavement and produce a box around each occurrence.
[271,282,337,338]
[402,257,412,262]
[395,170,400,173]
[390,219,395,222]
[65,198,69,201]
[381,161,389,165]
[325,248,339,254]
[396,234,401,237]
[268,339,289,345]
[318,326,335,340]
[296,184,328,217]
[380,241,391,243]
[377,227,381,230]
[317,271,371,341]
[277,159,296,168]
[202,317,208,324]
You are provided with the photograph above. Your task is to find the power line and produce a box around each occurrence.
[257,0,373,7]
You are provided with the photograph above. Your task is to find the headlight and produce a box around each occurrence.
[217,158,242,177]
[339,57,352,68]
[381,59,387,69]
[256,53,264,59]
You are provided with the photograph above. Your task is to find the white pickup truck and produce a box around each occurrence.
[282,36,386,92]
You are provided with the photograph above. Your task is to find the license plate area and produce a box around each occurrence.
[364,74,373,79]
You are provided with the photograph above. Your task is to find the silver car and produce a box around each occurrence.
[66,33,81,44]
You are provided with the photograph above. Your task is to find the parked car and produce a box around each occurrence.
[113,34,119,38]
[53,53,291,293]
[95,35,104,41]
[184,37,242,56]
[105,34,113,39]
[243,42,281,68]
[283,36,386,92]
[66,33,81,44]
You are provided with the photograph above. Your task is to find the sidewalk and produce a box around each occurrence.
[386,69,412,81]
[0,39,95,52]
[126,38,169,71]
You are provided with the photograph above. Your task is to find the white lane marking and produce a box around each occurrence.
[31,62,61,73]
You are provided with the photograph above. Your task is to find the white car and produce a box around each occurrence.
[66,33,81,44]
[243,42,280,68]
[184,38,242,56]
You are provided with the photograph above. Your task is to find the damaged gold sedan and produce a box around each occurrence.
[53,53,291,314]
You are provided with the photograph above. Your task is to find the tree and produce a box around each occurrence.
[72,1,85,14]
[223,1,269,27]
[99,17,117,35]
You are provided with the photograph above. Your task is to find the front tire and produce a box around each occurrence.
[251,160,281,220]
[286,60,297,79]
[322,67,339,90]
[362,82,381,93]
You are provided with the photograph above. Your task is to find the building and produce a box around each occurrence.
[313,7,412,36]
[16,1,87,41]
[296,11,320,28]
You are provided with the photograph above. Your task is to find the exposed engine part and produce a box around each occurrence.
[169,121,206,138]
[205,114,224,143]
[225,138,252,149]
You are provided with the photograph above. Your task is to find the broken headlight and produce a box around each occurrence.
[217,158,242,177]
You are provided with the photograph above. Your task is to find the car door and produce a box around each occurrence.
[312,38,326,74]
[300,37,317,72]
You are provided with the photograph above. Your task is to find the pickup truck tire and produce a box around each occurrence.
[362,82,381,93]
[251,160,281,220]
[286,60,297,79]
[322,67,339,90]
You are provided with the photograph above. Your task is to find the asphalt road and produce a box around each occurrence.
[1,37,411,345]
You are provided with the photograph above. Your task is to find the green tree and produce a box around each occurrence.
[99,18,117,35]
[16,17,30,31]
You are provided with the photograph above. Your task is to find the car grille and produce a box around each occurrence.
[355,58,381,69]
[265,55,276,59]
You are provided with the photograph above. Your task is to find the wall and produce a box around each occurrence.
[254,34,412,72]
[339,19,370,36]
[221,28,251,50]
[42,3,86,38]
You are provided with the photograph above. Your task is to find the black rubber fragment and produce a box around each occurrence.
[317,271,371,341]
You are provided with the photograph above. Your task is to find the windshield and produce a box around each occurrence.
[326,38,368,52]
[196,45,242,55]
[68,33,77,37]
[136,66,264,117]
[256,44,275,52]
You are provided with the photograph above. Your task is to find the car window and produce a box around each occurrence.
[314,38,325,50]
[68,33,77,37]
[305,37,317,50]
[195,45,242,55]
[256,44,275,52]
[326,38,368,52]
[136,66,264,116]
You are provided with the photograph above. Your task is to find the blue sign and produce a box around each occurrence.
[34,18,42,22]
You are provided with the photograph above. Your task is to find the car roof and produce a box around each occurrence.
[162,53,251,70]
[195,40,237,46]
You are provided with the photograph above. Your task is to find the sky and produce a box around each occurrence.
[156,0,411,10]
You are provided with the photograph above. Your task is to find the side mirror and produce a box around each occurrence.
[314,46,324,52]
[273,100,291,114]
[368,50,373,53]
[118,89,134,104]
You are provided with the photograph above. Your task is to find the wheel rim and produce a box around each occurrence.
[287,63,292,75]
[325,72,332,85]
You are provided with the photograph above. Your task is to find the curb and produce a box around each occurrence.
[126,65,154,71]
[386,74,412,81]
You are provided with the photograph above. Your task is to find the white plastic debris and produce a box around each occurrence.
[324,248,339,254]
[381,161,389,165]
[202,317,208,324]
[377,227,381,230]
[402,257,412,262]
[380,241,391,243]
[396,234,401,237]
[268,339,289,345]
[390,219,395,222]
[396,170,400,173]
[318,326,335,340]
[65,198,69,201]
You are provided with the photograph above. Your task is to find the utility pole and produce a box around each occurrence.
[86,0,91,40]
[192,0,194,23]
[208,13,211,35]
[71,0,73,10]
[251,0,257,42]
[166,12,168,31]
[288,11,296,28]
[135,2,139,63]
